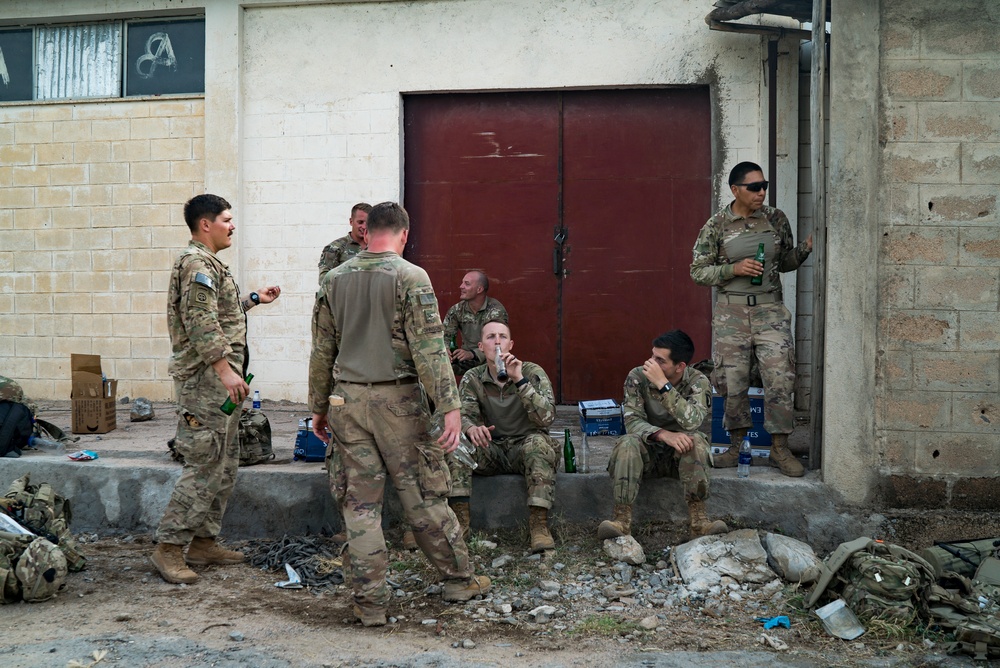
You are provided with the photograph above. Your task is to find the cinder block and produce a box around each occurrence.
[192,138,204,160]
[879,431,915,471]
[73,271,112,292]
[73,185,113,206]
[0,314,34,336]
[882,22,919,59]
[886,142,960,184]
[111,313,152,337]
[37,186,73,207]
[34,272,72,293]
[952,392,1000,434]
[130,117,171,140]
[130,249,174,271]
[883,310,956,349]
[37,359,69,379]
[881,226,958,264]
[131,204,171,227]
[92,292,130,314]
[72,102,132,120]
[15,122,53,143]
[883,103,917,142]
[52,293,93,314]
[13,165,50,187]
[963,62,1000,101]
[51,207,91,229]
[113,271,151,292]
[90,162,129,184]
[52,335,92,356]
[111,140,151,162]
[12,208,50,229]
[878,475,947,509]
[13,335,51,357]
[74,141,112,163]
[129,162,169,184]
[913,351,998,391]
[112,184,152,205]
[34,229,74,251]
[0,186,34,208]
[0,166,10,187]
[880,349,913,389]
[112,228,152,249]
[920,102,1000,142]
[48,164,88,186]
[74,314,113,338]
[170,160,204,182]
[13,294,53,314]
[959,227,1000,266]
[915,266,999,309]
[961,143,1000,185]
[150,101,195,117]
[13,250,53,272]
[920,184,996,225]
[881,390,951,430]
[958,312,1000,351]
[71,229,112,249]
[951,478,1000,511]
[33,105,72,122]
[91,206,131,228]
[0,144,33,164]
[92,337,131,358]
[52,120,92,143]
[877,265,915,308]
[51,250,91,272]
[915,434,1000,477]
[90,119,131,141]
[922,17,993,60]
[150,138,193,161]
[168,116,203,138]
[151,181,199,204]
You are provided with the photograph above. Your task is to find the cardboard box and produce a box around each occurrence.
[710,387,770,446]
[71,354,117,434]
[578,399,624,436]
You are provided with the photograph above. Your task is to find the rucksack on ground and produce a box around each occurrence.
[167,408,274,467]
[1,474,85,572]
[0,401,34,458]
[806,537,937,622]
[925,555,1000,661]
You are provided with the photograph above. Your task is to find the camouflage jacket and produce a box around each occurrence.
[308,250,460,415]
[459,361,555,439]
[442,296,508,364]
[622,366,712,441]
[0,376,24,403]
[167,241,246,382]
[317,233,363,284]
[690,203,811,295]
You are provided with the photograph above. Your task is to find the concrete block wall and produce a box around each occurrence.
[0,99,204,401]
[876,1,1000,507]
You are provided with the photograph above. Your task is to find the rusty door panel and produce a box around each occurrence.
[404,94,561,380]
[404,89,713,403]
[560,89,713,400]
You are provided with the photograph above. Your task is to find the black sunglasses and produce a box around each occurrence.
[734,180,768,192]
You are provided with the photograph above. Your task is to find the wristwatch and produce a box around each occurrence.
[249,292,260,305]
[657,382,673,394]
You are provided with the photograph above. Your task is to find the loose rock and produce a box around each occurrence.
[130,397,155,422]
[602,535,645,565]
[764,533,822,584]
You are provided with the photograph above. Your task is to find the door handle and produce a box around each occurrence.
[553,229,567,276]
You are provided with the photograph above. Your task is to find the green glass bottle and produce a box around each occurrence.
[750,242,766,286]
[221,372,253,415]
[563,428,577,473]
[449,333,457,352]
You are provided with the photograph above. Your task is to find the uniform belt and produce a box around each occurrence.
[339,377,419,387]
[717,292,781,306]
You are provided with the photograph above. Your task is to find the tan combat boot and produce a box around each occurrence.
[449,500,471,541]
[401,529,418,551]
[687,499,729,539]
[151,543,198,584]
[712,427,747,468]
[528,506,555,553]
[185,537,244,565]
[767,434,805,477]
[353,603,388,627]
[442,574,492,602]
[596,504,632,540]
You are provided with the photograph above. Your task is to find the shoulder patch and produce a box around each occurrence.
[418,293,437,305]
[194,272,215,290]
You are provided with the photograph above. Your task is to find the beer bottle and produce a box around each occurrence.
[221,373,253,415]
[750,242,766,286]
[449,333,457,352]
[563,428,577,473]
[495,344,509,382]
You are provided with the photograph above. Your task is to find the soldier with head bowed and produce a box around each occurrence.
[153,194,280,585]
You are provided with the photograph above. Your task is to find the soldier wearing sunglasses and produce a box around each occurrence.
[690,162,812,477]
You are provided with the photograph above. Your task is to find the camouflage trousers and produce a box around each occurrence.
[607,432,712,505]
[156,369,241,545]
[328,381,471,610]
[713,301,796,435]
[447,432,559,509]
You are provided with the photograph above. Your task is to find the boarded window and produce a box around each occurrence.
[0,28,33,102]
[125,19,205,97]
[35,23,122,100]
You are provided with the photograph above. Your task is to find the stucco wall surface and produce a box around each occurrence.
[238,0,770,400]
[875,0,1000,506]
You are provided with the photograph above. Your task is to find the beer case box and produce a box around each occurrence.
[294,418,328,462]
[71,353,117,434]
[578,399,625,436]
[710,387,770,446]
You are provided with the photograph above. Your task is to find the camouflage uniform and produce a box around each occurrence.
[450,362,559,509]
[442,297,508,373]
[308,250,472,612]
[317,233,363,284]
[607,366,713,505]
[690,203,811,435]
[0,376,24,403]
[158,240,246,546]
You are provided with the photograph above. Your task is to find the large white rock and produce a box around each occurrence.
[602,535,646,565]
[674,529,774,592]
[764,532,822,584]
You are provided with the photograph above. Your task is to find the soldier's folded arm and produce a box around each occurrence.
[689,222,736,286]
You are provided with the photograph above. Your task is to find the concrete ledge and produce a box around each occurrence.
[1,454,864,553]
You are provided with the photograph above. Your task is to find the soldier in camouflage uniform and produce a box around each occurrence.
[317,202,371,284]
[442,271,508,375]
[449,321,559,553]
[308,202,490,627]
[153,194,281,585]
[598,330,729,541]
[0,376,25,403]
[690,162,812,477]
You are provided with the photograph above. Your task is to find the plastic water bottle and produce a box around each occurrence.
[252,390,261,410]
[428,415,478,470]
[29,436,64,452]
[737,435,752,478]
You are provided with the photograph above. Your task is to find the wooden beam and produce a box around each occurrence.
[808,0,827,471]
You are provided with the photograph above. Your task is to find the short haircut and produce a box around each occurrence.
[184,194,231,232]
[468,269,489,292]
[728,161,763,186]
[350,202,372,218]
[366,201,409,233]
[652,329,695,365]
[481,319,509,337]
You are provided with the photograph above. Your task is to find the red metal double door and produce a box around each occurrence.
[404,89,712,403]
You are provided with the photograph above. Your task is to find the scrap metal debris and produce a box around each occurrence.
[246,534,344,589]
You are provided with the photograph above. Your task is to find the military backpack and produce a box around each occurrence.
[0,401,34,458]
[1,474,86,572]
[925,555,1000,661]
[238,408,274,466]
[0,531,67,603]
